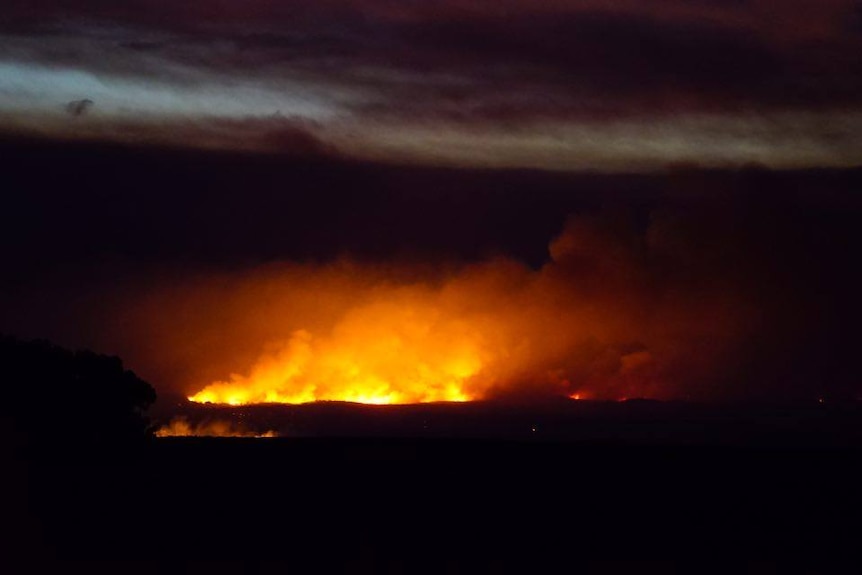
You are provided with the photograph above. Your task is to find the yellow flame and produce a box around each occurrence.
[127,214,751,406]
[189,299,488,406]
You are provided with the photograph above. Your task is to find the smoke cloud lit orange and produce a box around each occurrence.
[148,211,756,406]
[183,267,515,405]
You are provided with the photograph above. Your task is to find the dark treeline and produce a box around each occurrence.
[0,335,156,449]
[0,336,157,558]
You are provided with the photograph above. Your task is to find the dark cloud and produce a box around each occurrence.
[342,14,785,121]
[3,1,862,119]
[0,1,860,171]
[65,98,93,117]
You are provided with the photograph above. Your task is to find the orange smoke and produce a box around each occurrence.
[155,417,277,437]
[187,282,500,405]
[120,211,754,405]
[184,259,543,405]
[189,303,485,405]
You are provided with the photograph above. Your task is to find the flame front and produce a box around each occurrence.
[167,214,753,406]
[189,298,489,405]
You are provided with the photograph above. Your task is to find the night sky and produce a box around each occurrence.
[1,1,861,404]
[3,1,862,169]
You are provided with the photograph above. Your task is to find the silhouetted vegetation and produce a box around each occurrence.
[0,335,156,447]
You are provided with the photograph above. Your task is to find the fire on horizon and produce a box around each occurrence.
[181,215,750,406]
[0,0,860,411]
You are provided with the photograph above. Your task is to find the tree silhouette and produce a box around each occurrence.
[0,335,156,448]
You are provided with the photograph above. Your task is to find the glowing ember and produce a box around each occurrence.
[155,417,277,438]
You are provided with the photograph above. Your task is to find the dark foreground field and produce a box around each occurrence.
[8,403,862,571]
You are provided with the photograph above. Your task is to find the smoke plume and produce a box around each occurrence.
[121,210,762,404]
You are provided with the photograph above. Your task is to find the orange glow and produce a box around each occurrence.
[126,214,754,406]
[155,417,277,437]
[189,299,489,405]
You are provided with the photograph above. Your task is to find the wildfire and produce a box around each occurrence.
[153,213,752,407]
[155,417,277,438]
[189,298,489,405]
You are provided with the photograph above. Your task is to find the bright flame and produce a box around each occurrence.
[154,214,754,406]
[189,298,488,405]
